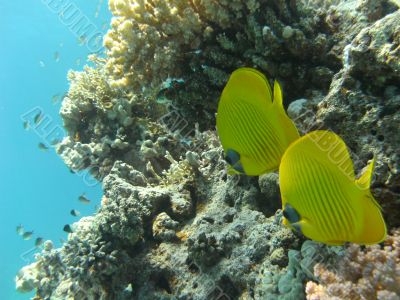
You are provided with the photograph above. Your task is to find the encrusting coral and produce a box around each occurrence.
[306,229,400,300]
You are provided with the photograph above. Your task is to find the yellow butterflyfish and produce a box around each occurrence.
[279,130,386,245]
[216,68,299,175]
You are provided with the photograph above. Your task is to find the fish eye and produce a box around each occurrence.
[224,154,233,164]
[283,204,301,223]
[282,210,290,220]
[225,149,241,165]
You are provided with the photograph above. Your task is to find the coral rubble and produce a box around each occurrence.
[17,0,400,299]
[306,230,400,300]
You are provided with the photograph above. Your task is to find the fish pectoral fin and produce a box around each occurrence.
[242,154,278,175]
[282,204,310,235]
[287,219,310,235]
[227,165,243,175]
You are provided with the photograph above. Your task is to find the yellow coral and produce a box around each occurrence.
[103,0,259,90]
[67,60,116,111]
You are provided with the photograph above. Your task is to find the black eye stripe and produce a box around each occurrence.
[224,155,233,164]
[225,149,240,165]
[283,210,289,219]
[283,203,301,223]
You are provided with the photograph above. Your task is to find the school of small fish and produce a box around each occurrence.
[16,192,93,246]
[216,68,386,245]
[17,1,107,250]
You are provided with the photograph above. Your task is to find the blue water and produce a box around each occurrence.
[0,1,111,299]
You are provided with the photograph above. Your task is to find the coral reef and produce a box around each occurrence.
[306,230,400,300]
[104,0,346,129]
[17,0,400,299]
[17,132,306,299]
[254,239,344,299]
[312,8,400,227]
[16,218,134,299]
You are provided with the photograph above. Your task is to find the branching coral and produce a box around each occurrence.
[104,0,343,128]
[306,230,400,300]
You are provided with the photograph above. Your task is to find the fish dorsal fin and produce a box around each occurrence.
[273,80,283,109]
[272,80,300,145]
[221,67,273,110]
[293,130,355,181]
[355,157,375,190]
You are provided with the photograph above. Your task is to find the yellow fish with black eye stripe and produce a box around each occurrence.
[216,68,299,175]
[279,130,386,245]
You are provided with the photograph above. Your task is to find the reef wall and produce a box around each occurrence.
[17,0,400,299]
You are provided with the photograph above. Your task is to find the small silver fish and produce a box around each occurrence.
[51,94,60,104]
[39,61,45,68]
[23,231,34,240]
[95,0,104,18]
[75,58,81,66]
[63,224,73,233]
[50,138,62,145]
[23,121,29,130]
[16,224,24,235]
[78,35,87,46]
[70,209,80,217]
[33,112,43,125]
[38,143,49,151]
[54,51,60,62]
[78,194,91,204]
[35,237,44,247]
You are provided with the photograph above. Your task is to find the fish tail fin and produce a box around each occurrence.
[227,167,239,175]
[356,157,375,191]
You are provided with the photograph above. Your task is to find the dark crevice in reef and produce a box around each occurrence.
[152,273,173,294]
[208,275,240,300]
[351,68,400,98]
